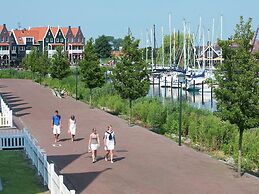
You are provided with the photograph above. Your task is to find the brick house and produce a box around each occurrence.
[10,25,85,64]
[0,24,10,65]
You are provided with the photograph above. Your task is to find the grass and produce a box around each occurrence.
[0,150,49,194]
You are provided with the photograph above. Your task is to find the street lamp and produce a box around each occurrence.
[74,55,78,101]
[178,74,185,146]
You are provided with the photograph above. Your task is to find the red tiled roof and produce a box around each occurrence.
[0,42,9,46]
[71,28,78,36]
[51,27,59,37]
[29,27,48,42]
[61,27,68,36]
[12,29,39,45]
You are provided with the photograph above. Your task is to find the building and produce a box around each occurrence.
[9,25,85,65]
[196,43,223,68]
[0,24,10,65]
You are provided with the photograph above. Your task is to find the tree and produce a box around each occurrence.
[22,47,38,79]
[112,35,149,125]
[36,52,50,83]
[50,46,70,89]
[80,38,105,106]
[95,35,112,58]
[215,16,259,175]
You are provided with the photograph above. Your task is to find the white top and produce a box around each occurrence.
[104,131,115,143]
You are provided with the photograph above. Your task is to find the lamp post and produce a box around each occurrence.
[178,74,185,146]
[74,55,78,101]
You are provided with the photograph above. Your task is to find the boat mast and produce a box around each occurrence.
[173,28,176,66]
[208,28,210,69]
[193,33,196,68]
[161,26,164,68]
[183,19,187,70]
[169,13,172,67]
[202,28,205,70]
[153,24,156,69]
[199,17,202,68]
[211,18,215,68]
[150,28,153,68]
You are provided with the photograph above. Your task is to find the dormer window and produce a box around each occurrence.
[56,38,59,43]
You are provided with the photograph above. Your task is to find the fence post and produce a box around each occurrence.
[59,175,64,194]
[37,148,40,175]
[9,110,13,127]
[50,163,55,193]
[43,154,47,186]
[70,190,76,194]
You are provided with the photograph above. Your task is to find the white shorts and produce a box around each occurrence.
[91,144,99,151]
[105,141,115,151]
[53,125,61,135]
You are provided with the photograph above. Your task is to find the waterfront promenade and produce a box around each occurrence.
[1,79,259,194]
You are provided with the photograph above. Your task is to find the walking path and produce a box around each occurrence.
[1,79,259,194]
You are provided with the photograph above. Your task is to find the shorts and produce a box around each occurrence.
[105,141,115,151]
[53,125,61,135]
[91,144,99,151]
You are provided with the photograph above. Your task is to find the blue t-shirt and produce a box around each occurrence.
[52,115,61,126]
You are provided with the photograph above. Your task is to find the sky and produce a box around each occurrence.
[1,0,259,45]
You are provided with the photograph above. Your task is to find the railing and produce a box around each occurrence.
[0,129,75,194]
[0,96,13,127]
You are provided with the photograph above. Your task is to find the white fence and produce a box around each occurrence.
[0,96,13,127]
[0,129,75,194]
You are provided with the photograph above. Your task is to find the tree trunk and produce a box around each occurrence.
[238,129,244,176]
[128,99,132,126]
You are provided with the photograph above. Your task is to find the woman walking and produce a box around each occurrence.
[88,128,100,163]
[69,115,76,142]
[104,125,116,163]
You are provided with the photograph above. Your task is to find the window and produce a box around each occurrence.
[46,38,49,43]
[50,38,53,42]
[20,46,25,51]
[12,46,16,51]
[60,38,63,43]
[26,38,33,43]
[56,38,59,43]
[48,32,51,35]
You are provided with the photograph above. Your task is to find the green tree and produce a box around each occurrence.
[80,38,105,106]
[215,16,259,175]
[95,35,112,58]
[36,52,50,83]
[50,46,70,89]
[112,35,149,125]
[22,47,38,79]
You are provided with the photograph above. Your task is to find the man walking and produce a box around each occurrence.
[52,110,61,143]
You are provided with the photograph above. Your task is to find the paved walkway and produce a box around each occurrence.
[0,79,259,194]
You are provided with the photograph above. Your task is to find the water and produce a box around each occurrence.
[148,85,217,112]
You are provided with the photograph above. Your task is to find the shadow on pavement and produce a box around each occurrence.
[63,168,112,193]
[74,137,84,142]
[1,92,31,117]
[59,138,71,142]
[48,153,87,172]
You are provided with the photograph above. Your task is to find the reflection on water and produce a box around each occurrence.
[148,85,217,112]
